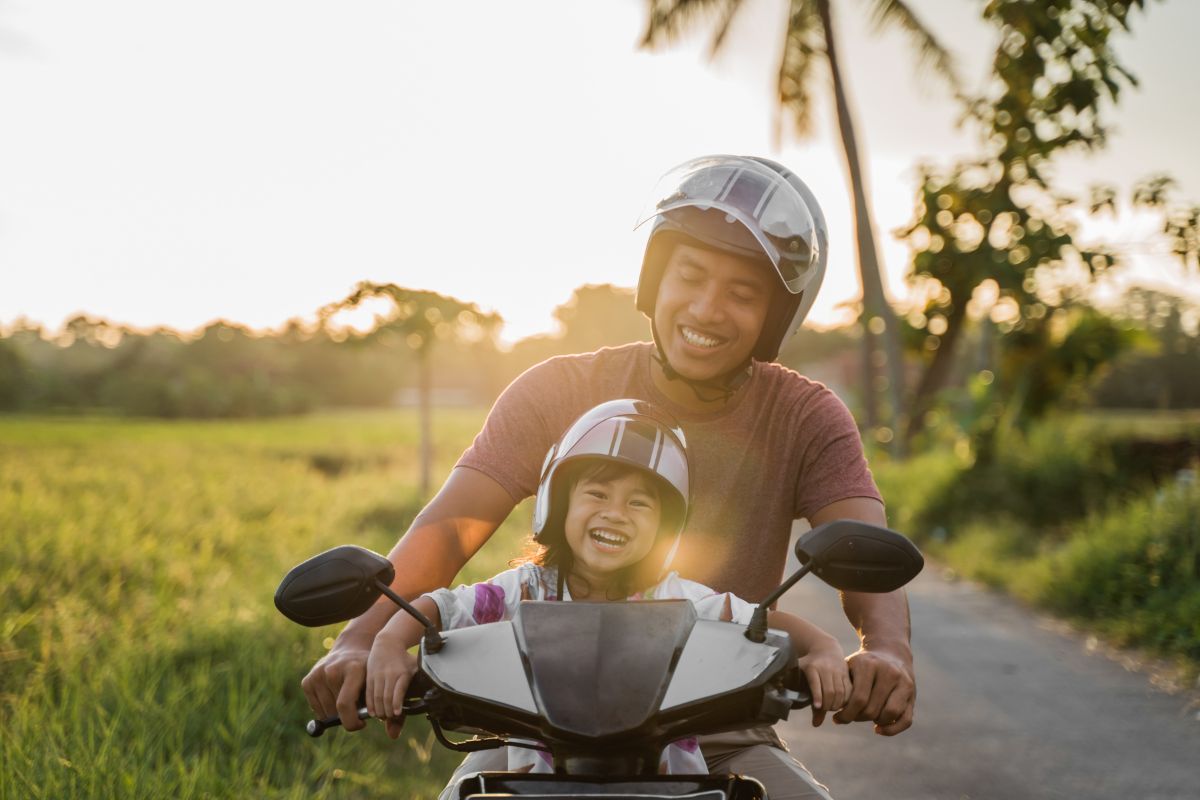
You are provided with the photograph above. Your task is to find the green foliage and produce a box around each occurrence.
[323,282,501,358]
[2,283,656,420]
[0,337,28,410]
[906,415,1200,536]
[1021,478,1200,660]
[0,411,529,799]
[1089,292,1200,411]
[993,304,1143,423]
[1,319,421,418]
[879,412,1200,673]
[505,284,650,379]
[899,1,1154,443]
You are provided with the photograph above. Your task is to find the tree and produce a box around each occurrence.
[324,282,502,498]
[642,0,963,450]
[898,0,1154,446]
[0,338,28,410]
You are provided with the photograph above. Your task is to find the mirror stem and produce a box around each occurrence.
[375,579,446,653]
[745,562,812,642]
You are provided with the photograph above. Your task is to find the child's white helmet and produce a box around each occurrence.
[532,399,691,573]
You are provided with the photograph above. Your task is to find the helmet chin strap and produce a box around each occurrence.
[650,321,752,405]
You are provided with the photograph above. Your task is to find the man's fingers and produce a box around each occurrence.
[834,661,874,723]
[810,706,828,727]
[302,667,338,719]
[873,682,914,735]
[335,662,367,731]
[835,650,916,729]
[875,702,914,736]
[858,682,895,724]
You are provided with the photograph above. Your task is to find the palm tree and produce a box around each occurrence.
[642,0,961,450]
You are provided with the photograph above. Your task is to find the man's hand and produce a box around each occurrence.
[834,646,916,736]
[301,645,371,732]
[808,497,916,736]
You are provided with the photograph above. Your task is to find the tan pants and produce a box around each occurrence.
[437,728,833,800]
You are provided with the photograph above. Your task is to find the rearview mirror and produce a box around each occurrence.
[274,545,395,627]
[794,520,923,593]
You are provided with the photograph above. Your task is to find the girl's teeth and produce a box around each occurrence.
[590,529,628,546]
[681,327,721,348]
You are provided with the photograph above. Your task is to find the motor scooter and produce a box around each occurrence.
[275,519,923,799]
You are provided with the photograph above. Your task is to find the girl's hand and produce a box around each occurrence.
[365,631,420,739]
[797,639,851,727]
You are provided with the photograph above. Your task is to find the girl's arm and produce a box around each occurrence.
[768,609,850,726]
[365,596,442,738]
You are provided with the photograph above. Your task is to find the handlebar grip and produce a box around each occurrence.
[306,706,370,738]
[784,666,813,709]
[305,677,436,736]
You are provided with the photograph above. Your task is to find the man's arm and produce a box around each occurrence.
[300,466,517,731]
[807,496,916,736]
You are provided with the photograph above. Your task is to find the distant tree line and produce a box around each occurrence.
[0,283,649,418]
[1,281,1197,424]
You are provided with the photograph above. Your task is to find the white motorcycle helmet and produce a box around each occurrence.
[634,155,829,377]
[532,399,691,578]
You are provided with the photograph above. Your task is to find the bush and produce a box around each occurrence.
[912,415,1200,537]
[1021,476,1200,661]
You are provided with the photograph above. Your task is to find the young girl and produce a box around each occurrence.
[365,399,850,775]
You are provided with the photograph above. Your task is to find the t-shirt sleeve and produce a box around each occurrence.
[423,567,529,630]
[455,358,571,503]
[792,386,883,520]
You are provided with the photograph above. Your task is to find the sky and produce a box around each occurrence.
[1,0,1197,346]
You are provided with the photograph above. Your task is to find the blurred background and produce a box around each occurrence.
[2,2,1197,798]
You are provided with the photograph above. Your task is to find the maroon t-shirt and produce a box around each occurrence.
[457,342,882,602]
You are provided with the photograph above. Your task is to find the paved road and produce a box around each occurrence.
[774,541,1200,800]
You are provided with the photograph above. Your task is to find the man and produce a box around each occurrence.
[303,155,915,798]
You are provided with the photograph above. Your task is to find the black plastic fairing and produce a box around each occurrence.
[513,600,697,739]
[460,772,766,800]
[273,545,395,627]
[794,520,924,593]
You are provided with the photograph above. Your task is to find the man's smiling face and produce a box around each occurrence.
[653,241,772,383]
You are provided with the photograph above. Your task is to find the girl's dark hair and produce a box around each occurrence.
[512,458,679,599]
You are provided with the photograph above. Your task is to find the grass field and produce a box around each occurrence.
[5,410,1196,798]
[0,411,529,799]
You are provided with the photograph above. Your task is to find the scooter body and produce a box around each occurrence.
[275,519,924,799]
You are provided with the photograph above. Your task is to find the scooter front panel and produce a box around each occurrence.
[660,621,786,710]
[423,622,538,714]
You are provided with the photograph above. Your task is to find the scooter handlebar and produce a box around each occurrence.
[784,665,813,709]
[304,675,433,737]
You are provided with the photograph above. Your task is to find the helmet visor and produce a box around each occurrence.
[634,155,819,294]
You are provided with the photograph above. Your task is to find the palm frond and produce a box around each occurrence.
[776,1,825,139]
[863,0,964,99]
[640,0,738,49]
[707,0,750,58]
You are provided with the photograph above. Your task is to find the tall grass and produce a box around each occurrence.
[0,411,529,799]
